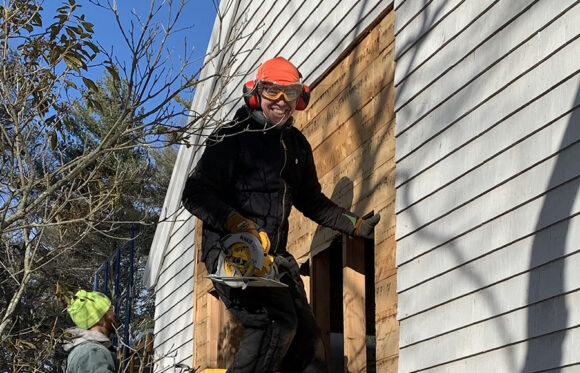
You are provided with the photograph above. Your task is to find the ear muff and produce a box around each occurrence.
[243,80,260,109]
[242,80,311,111]
[295,84,310,111]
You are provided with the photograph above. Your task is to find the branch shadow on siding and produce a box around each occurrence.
[522,88,580,372]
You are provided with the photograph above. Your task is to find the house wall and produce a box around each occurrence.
[288,9,397,370]
[394,0,580,371]
[145,0,395,372]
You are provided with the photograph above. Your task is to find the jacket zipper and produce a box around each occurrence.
[276,133,288,253]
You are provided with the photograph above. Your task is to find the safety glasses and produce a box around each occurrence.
[258,81,303,102]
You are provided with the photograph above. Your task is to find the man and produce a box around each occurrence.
[182,57,380,373]
[63,290,119,373]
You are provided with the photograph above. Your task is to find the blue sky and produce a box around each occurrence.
[41,1,217,96]
[40,0,218,126]
[43,0,218,74]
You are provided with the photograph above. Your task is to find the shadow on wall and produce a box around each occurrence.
[308,176,355,255]
[522,88,580,371]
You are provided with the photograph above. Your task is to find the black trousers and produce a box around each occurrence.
[209,252,327,373]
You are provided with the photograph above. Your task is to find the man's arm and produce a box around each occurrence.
[292,138,360,235]
[292,135,380,239]
[181,133,238,233]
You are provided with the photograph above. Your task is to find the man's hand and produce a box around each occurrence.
[225,211,271,250]
[354,213,381,239]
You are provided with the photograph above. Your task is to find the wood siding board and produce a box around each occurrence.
[155,253,194,296]
[394,0,464,61]
[376,314,399,361]
[154,287,194,323]
[394,0,500,87]
[398,213,580,318]
[399,291,580,372]
[396,108,580,238]
[289,150,395,260]
[398,244,580,340]
[395,74,580,214]
[304,68,395,159]
[154,305,194,347]
[395,6,580,162]
[343,238,367,372]
[296,11,395,132]
[154,324,194,360]
[396,144,580,265]
[393,0,430,35]
[395,0,576,115]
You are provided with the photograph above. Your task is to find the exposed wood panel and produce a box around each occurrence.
[343,238,366,373]
[297,11,394,131]
[312,250,331,364]
[376,313,399,362]
[395,6,580,161]
[400,291,580,372]
[397,150,580,265]
[395,74,580,214]
[396,112,580,239]
[395,0,575,113]
[288,147,395,260]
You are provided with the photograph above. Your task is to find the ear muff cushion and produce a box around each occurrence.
[243,80,260,109]
[296,84,310,111]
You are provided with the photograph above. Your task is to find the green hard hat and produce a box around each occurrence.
[67,290,111,329]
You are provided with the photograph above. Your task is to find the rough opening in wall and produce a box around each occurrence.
[310,234,376,372]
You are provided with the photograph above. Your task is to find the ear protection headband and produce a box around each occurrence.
[243,80,311,111]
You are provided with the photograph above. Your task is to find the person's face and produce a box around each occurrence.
[260,92,297,126]
[103,307,116,335]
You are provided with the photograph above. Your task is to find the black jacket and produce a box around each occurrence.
[182,106,358,260]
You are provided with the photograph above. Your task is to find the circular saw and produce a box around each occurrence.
[212,232,283,288]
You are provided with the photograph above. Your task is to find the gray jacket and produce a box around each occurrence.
[63,328,118,372]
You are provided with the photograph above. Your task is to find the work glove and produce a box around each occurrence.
[354,213,381,239]
[225,211,271,251]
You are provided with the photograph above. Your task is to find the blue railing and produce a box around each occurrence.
[92,225,135,357]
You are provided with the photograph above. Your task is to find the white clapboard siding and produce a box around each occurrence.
[395,2,580,165]
[395,1,580,180]
[399,217,580,345]
[394,0,467,63]
[396,114,580,241]
[397,144,580,265]
[399,290,580,372]
[421,327,580,373]
[395,0,577,114]
[397,177,580,293]
[154,325,194,372]
[395,0,580,371]
[395,72,580,217]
